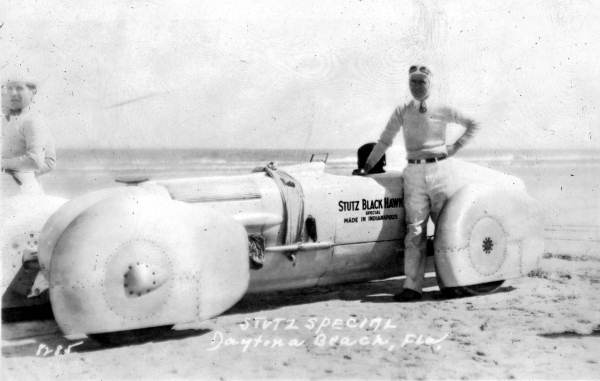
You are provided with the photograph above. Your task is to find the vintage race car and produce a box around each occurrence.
[2,157,543,344]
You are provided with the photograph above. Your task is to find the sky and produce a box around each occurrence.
[2,0,599,150]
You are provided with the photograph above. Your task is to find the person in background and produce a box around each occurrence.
[2,75,56,193]
[360,64,479,302]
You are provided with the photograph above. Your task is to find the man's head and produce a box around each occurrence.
[2,79,37,112]
[408,65,431,101]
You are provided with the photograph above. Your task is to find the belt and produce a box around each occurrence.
[407,156,447,164]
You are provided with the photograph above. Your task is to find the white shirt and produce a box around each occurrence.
[2,107,55,174]
[366,99,479,166]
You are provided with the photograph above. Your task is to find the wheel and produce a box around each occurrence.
[460,280,504,296]
[49,190,250,336]
[434,183,543,289]
[435,263,504,298]
[89,325,174,346]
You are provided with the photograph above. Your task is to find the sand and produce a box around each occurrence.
[2,241,599,380]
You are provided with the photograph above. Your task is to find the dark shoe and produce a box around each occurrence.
[393,289,423,302]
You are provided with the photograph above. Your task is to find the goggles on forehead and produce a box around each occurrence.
[409,66,431,76]
[1,82,36,91]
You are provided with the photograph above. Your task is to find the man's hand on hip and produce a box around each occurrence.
[446,144,460,156]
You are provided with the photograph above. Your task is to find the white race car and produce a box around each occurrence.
[2,155,543,345]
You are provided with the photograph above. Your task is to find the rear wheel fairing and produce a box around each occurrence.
[49,190,249,335]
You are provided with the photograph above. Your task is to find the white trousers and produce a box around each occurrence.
[402,158,459,292]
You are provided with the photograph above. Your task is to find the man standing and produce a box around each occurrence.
[362,65,479,301]
[2,76,56,194]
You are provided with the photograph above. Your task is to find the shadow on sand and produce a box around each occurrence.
[228,274,515,314]
[538,328,600,339]
[1,324,212,358]
[2,274,516,356]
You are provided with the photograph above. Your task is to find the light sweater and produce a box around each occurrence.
[366,100,479,168]
[2,107,56,175]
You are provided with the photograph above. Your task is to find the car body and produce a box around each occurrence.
[3,158,544,341]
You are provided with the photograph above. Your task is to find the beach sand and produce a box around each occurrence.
[2,154,599,380]
[2,251,599,380]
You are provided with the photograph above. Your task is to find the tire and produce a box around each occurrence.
[89,325,174,347]
[460,280,504,296]
[435,263,504,298]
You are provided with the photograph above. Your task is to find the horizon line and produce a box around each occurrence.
[54,146,600,151]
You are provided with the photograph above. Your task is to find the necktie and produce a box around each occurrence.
[419,101,427,113]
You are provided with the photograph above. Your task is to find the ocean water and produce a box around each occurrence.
[41,148,358,197]
[37,147,600,252]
